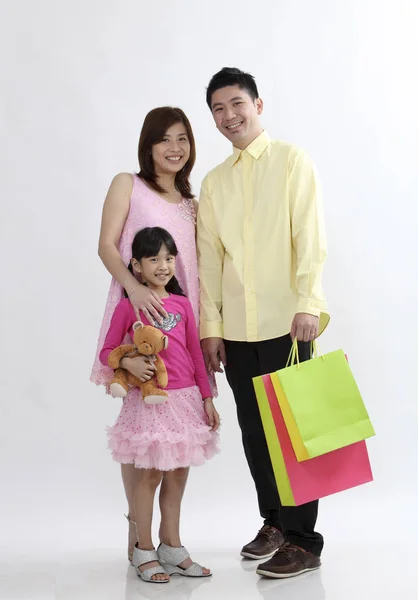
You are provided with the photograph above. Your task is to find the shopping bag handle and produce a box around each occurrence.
[286,338,324,369]
[286,339,299,368]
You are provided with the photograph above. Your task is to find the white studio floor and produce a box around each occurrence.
[2,536,417,600]
[2,544,417,600]
[1,480,417,600]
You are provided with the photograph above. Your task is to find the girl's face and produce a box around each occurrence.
[132,243,176,291]
[151,122,191,178]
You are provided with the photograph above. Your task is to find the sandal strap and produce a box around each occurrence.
[139,565,168,581]
[181,562,207,577]
[132,547,159,568]
[158,543,190,565]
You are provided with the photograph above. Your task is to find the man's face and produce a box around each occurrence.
[210,85,263,149]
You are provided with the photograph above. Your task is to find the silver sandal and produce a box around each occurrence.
[124,514,137,565]
[157,543,212,577]
[132,546,170,583]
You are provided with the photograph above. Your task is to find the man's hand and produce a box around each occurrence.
[201,337,227,373]
[290,313,319,342]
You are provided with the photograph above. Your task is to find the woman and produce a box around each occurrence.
[91,107,213,564]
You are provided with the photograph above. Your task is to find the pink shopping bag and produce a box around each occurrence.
[261,374,373,506]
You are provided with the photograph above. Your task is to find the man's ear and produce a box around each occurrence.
[133,321,144,331]
[256,97,264,115]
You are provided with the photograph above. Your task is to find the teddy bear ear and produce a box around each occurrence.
[162,335,168,349]
[133,321,144,331]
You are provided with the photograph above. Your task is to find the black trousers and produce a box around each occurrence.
[224,334,324,556]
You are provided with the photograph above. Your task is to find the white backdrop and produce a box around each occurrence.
[1,0,417,574]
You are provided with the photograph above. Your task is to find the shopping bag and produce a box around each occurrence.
[253,374,373,506]
[272,340,375,461]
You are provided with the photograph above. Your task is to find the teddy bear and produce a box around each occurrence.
[107,321,169,404]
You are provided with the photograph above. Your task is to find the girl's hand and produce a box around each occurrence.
[128,284,168,325]
[120,355,156,382]
[203,398,220,431]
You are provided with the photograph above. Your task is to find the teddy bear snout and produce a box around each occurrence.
[140,343,154,353]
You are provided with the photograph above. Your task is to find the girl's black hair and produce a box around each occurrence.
[125,227,185,297]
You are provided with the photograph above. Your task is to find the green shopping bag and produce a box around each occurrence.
[274,339,375,461]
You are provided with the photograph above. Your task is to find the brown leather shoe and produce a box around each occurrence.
[256,542,321,578]
[240,525,285,560]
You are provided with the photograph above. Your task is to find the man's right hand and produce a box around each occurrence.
[201,337,227,373]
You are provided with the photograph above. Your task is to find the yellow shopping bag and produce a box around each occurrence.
[253,376,295,505]
[272,340,375,461]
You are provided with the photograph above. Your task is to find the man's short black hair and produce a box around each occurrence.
[206,67,259,109]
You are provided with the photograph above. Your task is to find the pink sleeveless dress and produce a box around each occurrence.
[91,175,217,397]
[91,175,218,470]
[91,175,204,390]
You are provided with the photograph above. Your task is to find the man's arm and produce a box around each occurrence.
[289,149,329,341]
[196,177,227,371]
[196,177,226,339]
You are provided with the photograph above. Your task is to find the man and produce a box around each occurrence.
[196,67,329,579]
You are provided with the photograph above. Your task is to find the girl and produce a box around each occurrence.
[91,106,217,564]
[100,227,220,583]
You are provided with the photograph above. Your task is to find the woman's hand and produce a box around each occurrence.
[203,398,220,431]
[128,284,168,325]
[120,355,156,382]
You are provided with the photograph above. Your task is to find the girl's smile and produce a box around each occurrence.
[131,243,176,294]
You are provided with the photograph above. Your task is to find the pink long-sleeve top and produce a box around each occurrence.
[100,294,212,399]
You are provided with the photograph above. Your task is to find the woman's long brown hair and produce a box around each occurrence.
[137,106,196,199]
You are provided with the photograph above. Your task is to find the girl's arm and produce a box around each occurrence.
[99,299,134,366]
[98,173,167,322]
[100,299,156,382]
[184,299,212,399]
[184,296,220,431]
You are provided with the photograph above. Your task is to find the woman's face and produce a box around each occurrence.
[151,122,191,178]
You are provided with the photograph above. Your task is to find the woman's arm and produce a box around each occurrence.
[98,173,167,322]
[98,173,138,292]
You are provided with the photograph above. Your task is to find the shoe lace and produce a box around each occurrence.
[276,542,298,556]
[257,526,281,543]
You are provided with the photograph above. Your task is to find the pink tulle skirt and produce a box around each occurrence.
[107,385,219,471]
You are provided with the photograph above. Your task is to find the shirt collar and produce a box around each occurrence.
[231,130,270,165]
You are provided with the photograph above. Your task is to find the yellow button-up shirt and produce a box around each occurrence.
[197,131,329,342]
